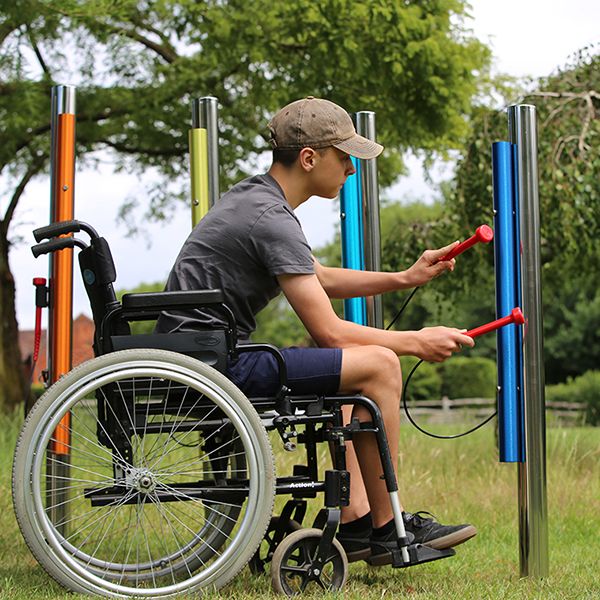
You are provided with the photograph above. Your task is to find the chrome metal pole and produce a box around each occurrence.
[355,111,383,329]
[508,104,549,578]
[192,96,220,207]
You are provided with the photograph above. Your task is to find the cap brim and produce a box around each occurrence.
[333,134,383,160]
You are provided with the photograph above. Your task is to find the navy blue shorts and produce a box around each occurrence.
[225,347,342,398]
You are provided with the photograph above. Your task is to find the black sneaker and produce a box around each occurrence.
[336,531,372,563]
[336,513,373,563]
[403,511,477,549]
[368,527,415,566]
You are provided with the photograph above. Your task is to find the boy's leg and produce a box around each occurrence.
[338,345,477,560]
[337,345,402,527]
[338,418,370,522]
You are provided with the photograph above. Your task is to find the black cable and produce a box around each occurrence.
[385,287,420,330]
[401,358,497,439]
[384,278,496,438]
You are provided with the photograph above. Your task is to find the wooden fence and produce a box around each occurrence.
[403,397,585,425]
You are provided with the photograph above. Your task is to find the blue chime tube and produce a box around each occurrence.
[340,157,367,324]
[492,141,524,463]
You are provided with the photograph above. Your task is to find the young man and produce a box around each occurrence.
[156,97,477,565]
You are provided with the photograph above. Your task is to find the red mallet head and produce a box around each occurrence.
[441,224,494,261]
[475,224,494,243]
[511,307,525,325]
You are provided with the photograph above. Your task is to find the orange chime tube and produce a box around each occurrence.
[49,87,76,455]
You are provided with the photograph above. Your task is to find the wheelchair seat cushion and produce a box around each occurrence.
[226,346,342,398]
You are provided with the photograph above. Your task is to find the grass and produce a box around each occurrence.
[1,407,599,599]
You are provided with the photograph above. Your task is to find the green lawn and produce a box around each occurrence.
[1,408,598,599]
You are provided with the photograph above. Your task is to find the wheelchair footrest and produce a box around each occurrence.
[390,544,455,568]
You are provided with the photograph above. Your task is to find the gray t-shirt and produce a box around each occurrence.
[155,173,314,341]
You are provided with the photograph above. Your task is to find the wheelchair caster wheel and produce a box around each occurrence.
[248,516,302,575]
[270,528,348,595]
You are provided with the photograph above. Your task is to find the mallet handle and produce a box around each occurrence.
[441,224,494,261]
[466,307,525,338]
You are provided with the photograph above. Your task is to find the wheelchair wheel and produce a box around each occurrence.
[13,349,275,597]
[270,528,348,596]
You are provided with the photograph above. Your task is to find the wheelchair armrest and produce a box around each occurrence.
[237,343,290,410]
[122,289,224,311]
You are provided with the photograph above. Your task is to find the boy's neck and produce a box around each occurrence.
[268,163,310,210]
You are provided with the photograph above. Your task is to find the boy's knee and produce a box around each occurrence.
[340,345,402,396]
[360,346,402,390]
[370,346,401,378]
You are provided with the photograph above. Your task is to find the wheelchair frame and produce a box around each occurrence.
[13,220,454,597]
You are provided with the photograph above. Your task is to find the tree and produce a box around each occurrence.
[0,0,490,409]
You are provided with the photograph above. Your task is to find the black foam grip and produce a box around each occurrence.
[33,220,81,242]
[31,238,76,258]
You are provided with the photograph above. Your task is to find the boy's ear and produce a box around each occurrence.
[299,147,318,172]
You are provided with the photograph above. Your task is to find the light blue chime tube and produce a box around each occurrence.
[492,141,525,462]
[340,157,367,325]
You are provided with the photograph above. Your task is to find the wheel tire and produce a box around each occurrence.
[13,349,275,597]
[271,528,348,596]
[248,516,302,575]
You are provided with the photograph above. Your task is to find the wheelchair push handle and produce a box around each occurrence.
[466,307,524,338]
[440,224,494,262]
[33,219,100,242]
[31,237,87,258]
[33,220,81,242]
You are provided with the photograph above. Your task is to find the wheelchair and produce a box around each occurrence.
[13,220,454,597]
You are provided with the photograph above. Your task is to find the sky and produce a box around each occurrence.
[9,0,600,329]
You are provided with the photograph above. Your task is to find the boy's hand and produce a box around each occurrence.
[405,241,460,287]
[416,326,475,362]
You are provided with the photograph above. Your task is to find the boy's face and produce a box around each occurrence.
[309,147,356,199]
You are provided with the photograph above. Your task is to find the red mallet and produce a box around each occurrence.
[466,307,525,339]
[441,224,494,261]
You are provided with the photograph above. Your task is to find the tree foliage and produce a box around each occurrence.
[0,0,490,409]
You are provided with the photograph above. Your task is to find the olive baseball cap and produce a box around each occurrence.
[268,96,383,160]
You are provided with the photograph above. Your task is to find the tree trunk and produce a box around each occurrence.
[0,233,27,412]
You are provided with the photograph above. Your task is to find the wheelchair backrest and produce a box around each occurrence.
[78,237,131,353]
[33,220,236,373]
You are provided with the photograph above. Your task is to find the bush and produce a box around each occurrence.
[439,356,497,399]
[546,371,600,426]
[400,356,442,401]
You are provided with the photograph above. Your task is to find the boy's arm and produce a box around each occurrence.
[278,272,473,362]
[313,240,459,299]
